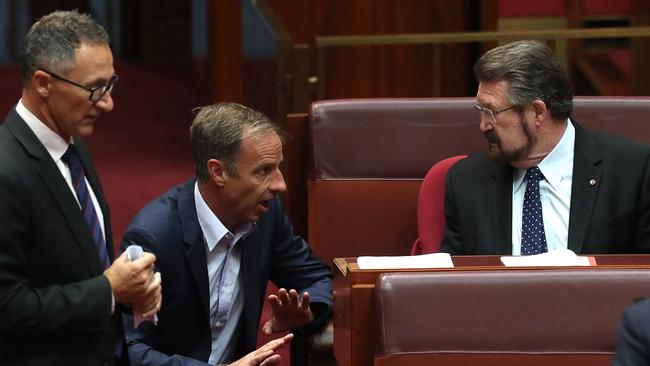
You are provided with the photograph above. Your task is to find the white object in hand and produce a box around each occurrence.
[125,245,159,327]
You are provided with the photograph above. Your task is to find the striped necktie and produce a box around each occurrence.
[62,145,111,268]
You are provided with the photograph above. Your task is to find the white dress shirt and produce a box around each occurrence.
[511,119,574,255]
[194,182,254,365]
[15,99,106,238]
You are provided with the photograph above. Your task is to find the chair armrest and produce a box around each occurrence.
[291,320,336,366]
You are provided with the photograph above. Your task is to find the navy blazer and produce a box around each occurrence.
[121,178,332,366]
[0,109,119,366]
[441,121,650,255]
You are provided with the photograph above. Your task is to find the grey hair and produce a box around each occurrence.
[190,102,283,183]
[20,10,109,85]
[474,40,573,120]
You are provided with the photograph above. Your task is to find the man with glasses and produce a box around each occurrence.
[0,10,161,366]
[441,40,650,256]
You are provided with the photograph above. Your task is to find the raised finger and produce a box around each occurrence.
[277,288,291,304]
[267,294,282,311]
[300,291,310,310]
[259,333,293,352]
[288,289,300,307]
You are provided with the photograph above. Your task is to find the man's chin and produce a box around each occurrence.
[77,125,95,138]
[488,147,512,165]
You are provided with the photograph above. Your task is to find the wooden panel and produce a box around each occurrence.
[270,0,479,99]
[631,2,650,95]
[284,113,309,239]
[207,0,244,102]
[307,180,421,268]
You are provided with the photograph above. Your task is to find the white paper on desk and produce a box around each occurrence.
[357,252,454,269]
[124,245,159,327]
[500,248,592,267]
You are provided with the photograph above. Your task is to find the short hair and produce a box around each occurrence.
[474,40,573,120]
[190,103,282,183]
[20,10,109,85]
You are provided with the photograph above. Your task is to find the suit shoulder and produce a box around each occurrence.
[448,150,492,178]
[0,133,35,179]
[129,182,187,229]
[624,298,650,319]
[587,129,650,157]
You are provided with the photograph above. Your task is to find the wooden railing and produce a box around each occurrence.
[314,26,650,98]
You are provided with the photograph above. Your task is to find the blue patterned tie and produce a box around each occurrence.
[62,145,111,268]
[521,166,548,255]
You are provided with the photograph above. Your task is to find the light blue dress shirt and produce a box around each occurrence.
[194,183,254,364]
[511,120,575,255]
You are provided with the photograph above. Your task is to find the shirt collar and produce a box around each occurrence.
[194,182,255,252]
[16,99,72,162]
[513,118,575,192]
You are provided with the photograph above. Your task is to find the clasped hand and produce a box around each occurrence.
[103,252,162,317]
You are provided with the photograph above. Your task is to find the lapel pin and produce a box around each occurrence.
[589,178,597,186]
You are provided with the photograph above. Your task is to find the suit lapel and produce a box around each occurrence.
[5,111,103,274]
[179,181,211,320]
[488,161,514,254]
[568,122,602,253]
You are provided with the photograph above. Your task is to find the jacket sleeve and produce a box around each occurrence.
[121,227,212,366]
[268,199,333,329]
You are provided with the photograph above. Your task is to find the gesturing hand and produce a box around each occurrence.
[262,288,313,335]
[228,333,293,366]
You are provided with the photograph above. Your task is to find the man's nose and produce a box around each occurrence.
[479,114,492,133]
[95,91,114,112]
[269,169,287,193]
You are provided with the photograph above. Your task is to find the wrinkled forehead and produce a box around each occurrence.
[477,79,511,107]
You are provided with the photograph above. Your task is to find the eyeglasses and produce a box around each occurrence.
[39,67,118,102]
[474,105,516,123]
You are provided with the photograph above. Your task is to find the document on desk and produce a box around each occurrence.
[125,245,159,327]
[500,248,594,267]
[357,252,454,269]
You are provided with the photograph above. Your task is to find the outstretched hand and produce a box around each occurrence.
[229,333,293,366]
[262,288,313,335]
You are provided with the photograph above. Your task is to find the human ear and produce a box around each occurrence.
[207,159,227,187]
[32,70,52,97]
[531,100,547,122]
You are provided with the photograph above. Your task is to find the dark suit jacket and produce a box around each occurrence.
[0,109,121,366]
[121,178,333,366]
[441,121,650,255]
[613,298,650,366]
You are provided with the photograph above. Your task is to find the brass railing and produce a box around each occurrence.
[314,26,650,98]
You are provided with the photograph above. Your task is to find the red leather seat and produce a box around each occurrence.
[411,155,466,255]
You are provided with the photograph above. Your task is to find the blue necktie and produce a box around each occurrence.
[62,145,111,268]
[521,166,548,255]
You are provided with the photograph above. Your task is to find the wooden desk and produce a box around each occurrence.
[333,255,650,366]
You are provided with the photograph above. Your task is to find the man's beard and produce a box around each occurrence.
[485,119,536,164]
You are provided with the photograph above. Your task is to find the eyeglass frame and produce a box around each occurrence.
[473,104,517,123]
[38,67,118,102]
